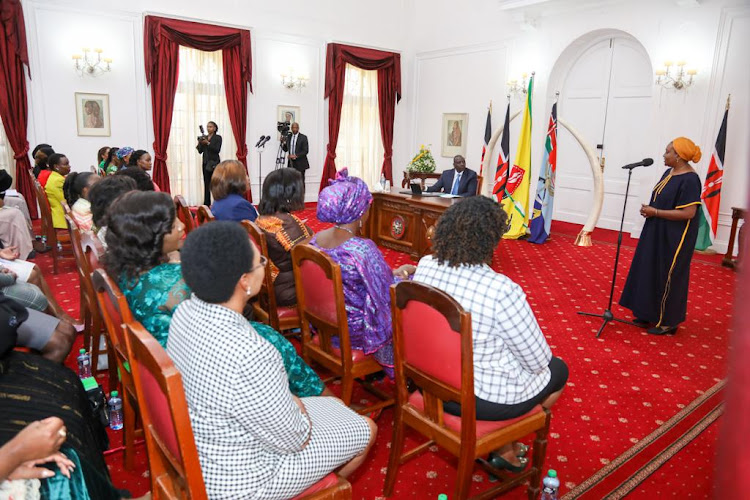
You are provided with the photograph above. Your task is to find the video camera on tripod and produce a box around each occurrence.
[277,121,291,143]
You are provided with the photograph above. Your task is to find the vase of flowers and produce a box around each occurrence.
[406,144,437,173]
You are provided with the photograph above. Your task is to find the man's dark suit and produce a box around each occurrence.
[282,133,310,182]
[196,134,222,205]
[426,168,478,196]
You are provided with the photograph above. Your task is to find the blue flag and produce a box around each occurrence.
[528,102,558,244]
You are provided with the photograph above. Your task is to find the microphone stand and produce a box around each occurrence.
[577,165,639,338]
[256,143,266,200]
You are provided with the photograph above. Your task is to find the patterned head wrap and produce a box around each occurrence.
[672,137,702,163]
[316,169,372,224]
[116,147,134,159]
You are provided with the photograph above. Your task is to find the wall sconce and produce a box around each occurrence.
[507,71,534,97]
[72,47,112,77]
[281,72,307,91]
[655,60,696,90]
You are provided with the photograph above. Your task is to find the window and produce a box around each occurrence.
[335,64,383,188]
[168,46,236,205]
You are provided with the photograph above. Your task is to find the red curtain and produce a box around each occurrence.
[0,0,36,218]
[320,43,401,192]
[144,16,253,199]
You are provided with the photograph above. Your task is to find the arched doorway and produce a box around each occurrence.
[549,30,653,234]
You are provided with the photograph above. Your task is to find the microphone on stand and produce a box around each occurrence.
[622,158,654,170]
[258,135,271,147]
[254,135,265,148]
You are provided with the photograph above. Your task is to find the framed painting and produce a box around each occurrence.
[277,105,300,138]
[75,93,110,137]
[441,113,468,157]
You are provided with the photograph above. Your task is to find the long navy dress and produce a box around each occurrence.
[619,169,702,327]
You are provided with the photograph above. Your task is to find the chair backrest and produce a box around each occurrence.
[195,205,215,226]
[31,176,55,245]
[291,243,354,365]
[125,320,207,500]
[476,175,484,196]
[92,269,135,389]
[390,281,475,431]
[240,220,279,325]
[174,195,195,235]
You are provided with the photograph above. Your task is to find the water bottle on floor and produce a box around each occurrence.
[77,349,91,378]
[108,391,123,430]
[541,469,560,500]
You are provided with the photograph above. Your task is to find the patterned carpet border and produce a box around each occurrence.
[562,380,725,499]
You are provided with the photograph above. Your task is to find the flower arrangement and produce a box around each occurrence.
[406,144,437,173]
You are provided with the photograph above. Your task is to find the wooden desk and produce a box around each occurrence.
[365,189,463,260]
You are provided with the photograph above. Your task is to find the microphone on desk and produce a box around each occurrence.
[254,135,266,147]
[621,158,654,170]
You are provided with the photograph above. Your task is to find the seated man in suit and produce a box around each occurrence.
[426,155,478,196]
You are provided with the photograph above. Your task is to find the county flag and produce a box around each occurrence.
[502,75,534,239]
[529,101,558,244]
[480,103,491,178]
[493,102,511,203]
[695,103,728,250]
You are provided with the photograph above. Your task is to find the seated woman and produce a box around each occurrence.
[413,196,568,472]
[311,170,415,377]
[0,299,142,499]
[0,171,36,259]
[103,191,325,397]
[96,146,110,176]
[103,147,120,175]
[32,144,54,180]
[87,175,138,249]
[116,166,155,191]
[63,172,99,231]
[168,222,376,499]
[115,147,133,171]
[210,160,258,222]
[256,168,312,307]
[127,150,159,191]
[44,153,71,230]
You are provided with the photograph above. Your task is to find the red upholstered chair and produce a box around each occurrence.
[195,205,215,225]
[92,269,142,470]
[384,281,551,500]
[31,176,73,274]
[126,320,352,500]
[240,220,301,333]
[174,195,195,235]
[291,243,394,413]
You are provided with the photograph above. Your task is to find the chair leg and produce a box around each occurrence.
[454,450,475,500]
[528,413,551,500]
[107,347,118,394]
[383,407,406,496]
[123,392,136,470]
[340,374,355,406]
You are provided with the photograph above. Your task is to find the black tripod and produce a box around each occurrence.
[577,164,641,338]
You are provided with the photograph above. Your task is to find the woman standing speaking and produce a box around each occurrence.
[620,137,703,336]
[196,121,222,205]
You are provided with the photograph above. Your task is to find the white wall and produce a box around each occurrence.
[22,0,411,201]
[408,0,750,253]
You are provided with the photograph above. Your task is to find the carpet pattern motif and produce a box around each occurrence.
[35,214,732,499]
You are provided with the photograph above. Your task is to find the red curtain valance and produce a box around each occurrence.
[0,0,36,217]
[320,43,401,192]
[144,16,253,200]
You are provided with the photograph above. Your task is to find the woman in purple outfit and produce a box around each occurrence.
[311,170,415,376]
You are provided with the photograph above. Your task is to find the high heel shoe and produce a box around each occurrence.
[489,454,528,474]
[647,325,677,336]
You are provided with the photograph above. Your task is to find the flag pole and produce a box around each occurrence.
[726,94,731,110]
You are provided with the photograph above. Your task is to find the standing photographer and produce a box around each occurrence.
[196,121,222,205]
[282,122,309,184]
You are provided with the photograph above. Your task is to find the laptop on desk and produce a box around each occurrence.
[399,183,442,197]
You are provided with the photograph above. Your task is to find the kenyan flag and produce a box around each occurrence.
[695,103,728,251]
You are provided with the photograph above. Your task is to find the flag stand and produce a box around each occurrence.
[577,165,639,338]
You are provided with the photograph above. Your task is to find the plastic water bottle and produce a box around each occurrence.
[541,469,560,500]
[77,349,92,378]
[108,391,124,430]
[380,173,387,191]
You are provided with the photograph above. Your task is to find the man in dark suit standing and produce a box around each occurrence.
[426,155,478,196]
[282,122,310,184]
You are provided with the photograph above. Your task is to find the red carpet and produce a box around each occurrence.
[33,212,733,499]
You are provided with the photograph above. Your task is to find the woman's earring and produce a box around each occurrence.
[246,288,252,296]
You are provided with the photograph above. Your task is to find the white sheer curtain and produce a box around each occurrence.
[0,122,16,184]
[336,64,383,188]
[168,46,236,205]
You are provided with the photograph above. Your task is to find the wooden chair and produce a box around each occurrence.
[195,205,215,225]
[241,220,301,332]
[476,175,484,196]
[291,243,394,414]
[384,281,551,500]
[126,319,352,500]
[31,177,74,274]
[174,195,195,235]
[92,269,143,470]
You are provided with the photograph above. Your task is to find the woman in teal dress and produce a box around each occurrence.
[102,191,325,397]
